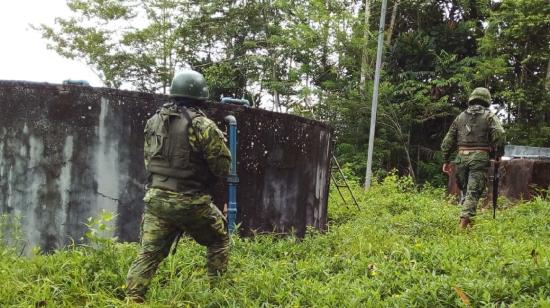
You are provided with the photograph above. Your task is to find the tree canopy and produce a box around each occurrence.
[38,0,550,185]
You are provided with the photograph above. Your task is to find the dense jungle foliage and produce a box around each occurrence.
[38,0,550,185]
[0,176,549,307]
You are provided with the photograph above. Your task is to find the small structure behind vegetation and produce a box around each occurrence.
[448,145,550,203]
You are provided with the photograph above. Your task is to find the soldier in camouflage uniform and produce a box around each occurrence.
[125,70,231,302]
[441,87,505,229]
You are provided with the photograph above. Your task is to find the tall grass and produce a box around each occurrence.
[1,175,549,307]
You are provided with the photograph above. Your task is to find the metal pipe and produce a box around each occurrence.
[221,97,251,107]
[224,115,238,233]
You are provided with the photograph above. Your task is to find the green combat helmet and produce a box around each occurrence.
[170,70,209,100]
[468,87,491,107]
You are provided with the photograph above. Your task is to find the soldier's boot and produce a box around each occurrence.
[125,282,147,303]
[125,295,145,304]
[459,217,471,230]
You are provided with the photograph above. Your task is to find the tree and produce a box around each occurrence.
[39,0,550,184]
[479,0,550,146]
[38,0,206,92]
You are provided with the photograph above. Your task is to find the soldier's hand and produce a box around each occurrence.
[223,203,228,218]
[442,163,452,175]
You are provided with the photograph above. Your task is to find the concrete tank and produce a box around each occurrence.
[0,81,332,251]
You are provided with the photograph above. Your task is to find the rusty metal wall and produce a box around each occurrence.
[0,81,332,251]
[447,160,550,204]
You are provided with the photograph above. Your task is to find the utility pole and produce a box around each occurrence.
[364,0,388,190]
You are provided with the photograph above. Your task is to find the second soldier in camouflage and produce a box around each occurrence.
[441,87,505,229]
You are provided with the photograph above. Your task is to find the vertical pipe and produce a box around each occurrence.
[224,115,238,233]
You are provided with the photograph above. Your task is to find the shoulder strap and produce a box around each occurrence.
[180,106,204,122]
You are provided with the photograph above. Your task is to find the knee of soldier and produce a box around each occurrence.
[218,232,230,246]
[465,189,481,198]
[209,234,229,251]
[138,241,173,259]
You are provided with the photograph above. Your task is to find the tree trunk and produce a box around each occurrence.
[382,112,415,182]
[321,1,331,69]
[546,58,550,92]
[272,54,280,112]
[359,0,371,96]
[274,91,281,112]
[162,6,167,94]
[416,145,420,181]
[404,130,415,182]
[385,0,399,47]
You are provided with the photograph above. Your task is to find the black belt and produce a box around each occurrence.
[150,174,202,193]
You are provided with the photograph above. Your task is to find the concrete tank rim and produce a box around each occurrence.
[0,80,331,131]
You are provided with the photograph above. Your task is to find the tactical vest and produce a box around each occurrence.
[456,106,492,147]
[144,103,210,194]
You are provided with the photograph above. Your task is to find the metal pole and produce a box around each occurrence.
[364,0,388,190]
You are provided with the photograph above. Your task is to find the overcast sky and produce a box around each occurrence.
[0,0,104,86]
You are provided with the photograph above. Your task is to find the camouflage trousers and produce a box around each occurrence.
[454,151,490,219]
[126,188,229,299]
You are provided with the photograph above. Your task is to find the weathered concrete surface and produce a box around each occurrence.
[0,81,331,251]
[447,160,550,204]
[496,160,550,201]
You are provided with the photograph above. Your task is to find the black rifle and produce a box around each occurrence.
[492,160,500,219]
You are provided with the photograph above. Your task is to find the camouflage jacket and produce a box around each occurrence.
[441,105,505,163]
[188,109,232,178]
[144,103,231,193]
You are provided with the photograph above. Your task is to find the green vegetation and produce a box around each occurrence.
[37,0,550,184]
[1,176,549,307]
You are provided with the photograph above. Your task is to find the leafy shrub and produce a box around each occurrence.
[0,176,549,307]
